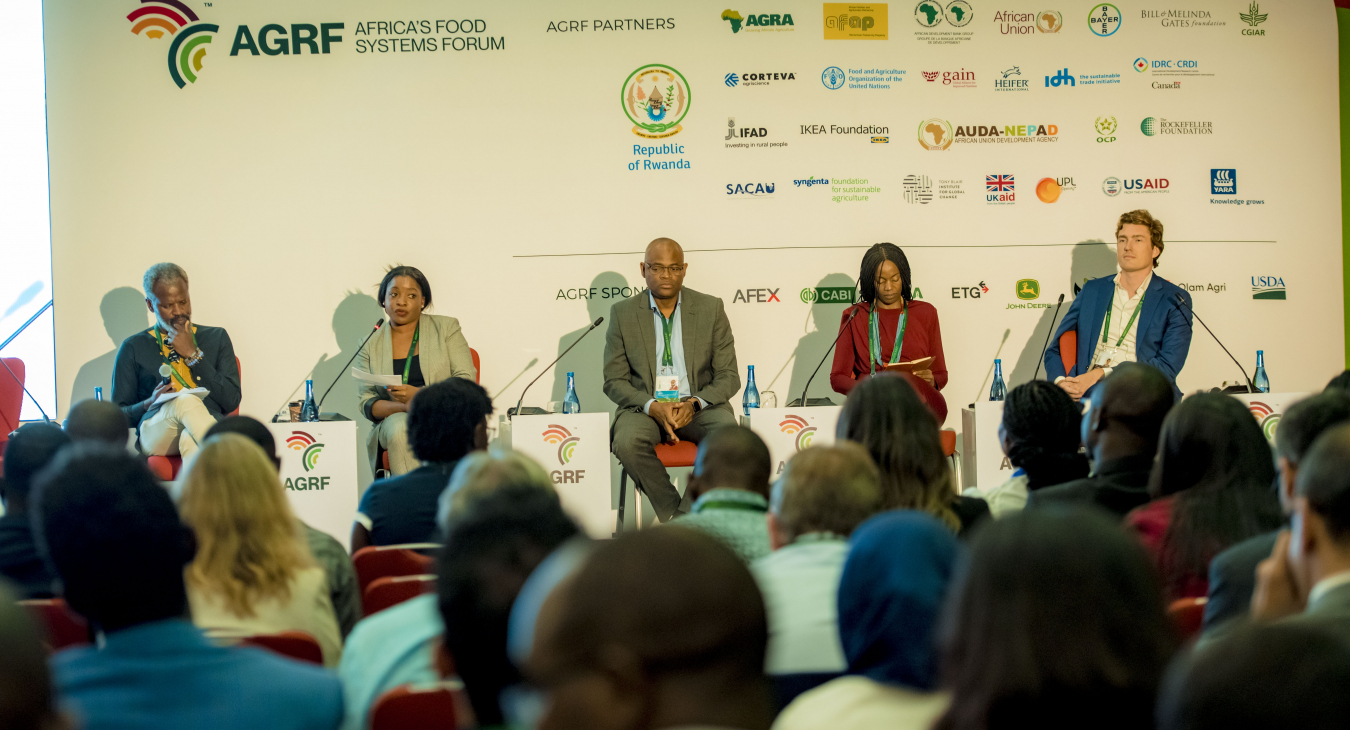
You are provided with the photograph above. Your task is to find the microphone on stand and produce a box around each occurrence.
[1173,293,1257,393]
[0,300,54,424]
[312,318,384,417]
[1032,293,1066,381]
[510,317,605,419]
[792,306,862,408]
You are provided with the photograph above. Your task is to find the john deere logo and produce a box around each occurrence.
[1016,279,1041,300]
[623,64,690,139]
[542,424,581,466]
[126,1,219,88]
[286,431,324,472]
[779,415,818,452]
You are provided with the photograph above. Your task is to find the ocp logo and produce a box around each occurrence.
[126,1,219,88]
[542,424,581,466]
[1016,279,1041,300]
[286,431,324,472]
[779,415,817,452]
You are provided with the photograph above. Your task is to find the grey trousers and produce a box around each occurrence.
[612,405,737,521]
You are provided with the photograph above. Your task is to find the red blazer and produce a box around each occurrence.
[830,300,948,422]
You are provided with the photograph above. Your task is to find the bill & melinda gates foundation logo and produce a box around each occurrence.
[126,0,219,88]
[285,431,329,491]
[542,425,587,484]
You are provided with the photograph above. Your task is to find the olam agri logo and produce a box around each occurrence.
[286,431,324,472]
[126,0,219,88]
[542,424,581,466]
[779,415,818,452]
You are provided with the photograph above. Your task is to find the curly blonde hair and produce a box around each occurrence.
[1116,209,1165,267]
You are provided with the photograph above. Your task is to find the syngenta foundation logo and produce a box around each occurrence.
[779,415,818,452]
[126,1,219,88]
[542,424,581,466]
[623,65,690,139]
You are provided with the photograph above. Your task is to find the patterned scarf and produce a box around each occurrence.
[152,325,197,391]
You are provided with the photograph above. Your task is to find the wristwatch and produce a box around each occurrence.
[683,397,703,413]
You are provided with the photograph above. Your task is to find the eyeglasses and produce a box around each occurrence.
[646,264,686,277]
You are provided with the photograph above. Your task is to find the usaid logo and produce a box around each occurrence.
[1211,168,1237,195]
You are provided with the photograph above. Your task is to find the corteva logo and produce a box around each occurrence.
[126,1,219,88]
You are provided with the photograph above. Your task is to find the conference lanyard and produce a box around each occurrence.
[868,305,907,375]
[658,308,675,367]
[401,321,420,385]
[1101,292,1145,347]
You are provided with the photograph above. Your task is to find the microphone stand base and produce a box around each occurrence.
[785,397,838,408]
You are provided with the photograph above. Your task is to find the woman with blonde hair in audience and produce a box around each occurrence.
[177,433,343,666]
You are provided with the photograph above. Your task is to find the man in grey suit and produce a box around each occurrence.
[604,238,741,521]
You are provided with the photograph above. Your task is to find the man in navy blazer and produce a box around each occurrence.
[1046,209,1193,399]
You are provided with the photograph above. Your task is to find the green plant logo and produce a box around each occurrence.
[1240,2,1267,27]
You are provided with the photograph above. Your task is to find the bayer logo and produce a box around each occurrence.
[725,72,739,87]
[822,66,845,90]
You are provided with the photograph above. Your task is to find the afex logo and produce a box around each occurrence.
[952,282,988,299]
[732,288,781,303]
[542,425,586,484]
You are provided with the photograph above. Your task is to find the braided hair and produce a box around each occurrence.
[858,243,912,306]
[1001,381,1089,490]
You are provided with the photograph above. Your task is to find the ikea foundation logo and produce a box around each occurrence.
[542,425,581,466]
[126,1,219,88]
[779,415,818,452]
[286,431,324,471]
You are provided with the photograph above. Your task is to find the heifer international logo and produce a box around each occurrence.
[1248,402,1281,441]
[286,431,325,472]
[779,415,817,452]
[542,424,581,465]
[126,0,219,88]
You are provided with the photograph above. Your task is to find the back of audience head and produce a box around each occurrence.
[1158,622,1350,730]
[438,485,581,727]
[1325,369,1350,393]
[437,448,554,537]
[529,527,771,730]
[839,511,961,691]
[837,373,957,530]
[62,399,129,447]
[409,378,494,464]
[1290,423,1350,593]
[205,415,280,469]
[687,426,772,501]
[769,442,882,549]
[937,508,1178,730]
[1083,362,1175,463]
[2,423,70,513]
[0,580,63,730]
[177,434,311,618]
[1000,380,1088,489]
[32,443,195,633]
[1272,390,1350,512]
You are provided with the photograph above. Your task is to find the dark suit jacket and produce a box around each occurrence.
[1026,454,1155,520]
[1203,529,1279,633]
[112,325,242,433]
[603,287,740,417]
[1044,273,1193,397]
[1286,580,1350,644]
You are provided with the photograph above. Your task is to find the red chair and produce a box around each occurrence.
[616,440,698,535]
[370,682,462,730]
[146,357,242,480]
[353,544,439,598]
[364,574,436,616]
[0,358,25,471]
[20,598,91,652]
[1059,329,1078,375]
[240,630,324,665]
[381,349,480,474]
[1168,597,1208,640]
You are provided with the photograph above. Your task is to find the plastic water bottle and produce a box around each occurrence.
[743,365,760,416]
[300,378,319,422]
[1254,350,1270,393]
[562,372,581,414]
[989,359,1007,401]
[94,386,103,401]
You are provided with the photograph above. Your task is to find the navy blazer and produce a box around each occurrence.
[1044,273,1193,393]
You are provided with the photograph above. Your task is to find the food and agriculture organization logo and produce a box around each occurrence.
[286,431,324,472]
[1211,169,1237,195]
[622,64,690,139]
[779,415,818,452]
[1088,3,1121,36]
[126,1,219,88]
[917,118,954,151]
[542,424,581,466]
[1140,117,1159,136]
[1016,279,1041,300]
[1248,401,1281,442]
[822,66,846,89]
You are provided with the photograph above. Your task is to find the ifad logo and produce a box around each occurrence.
[126,1,219,88]
[542,424,587,484]
[1248,401,1281,442]
[779,415,817,452]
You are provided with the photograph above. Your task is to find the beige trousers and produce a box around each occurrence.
[375,411,419,476]
[140,394,217,460]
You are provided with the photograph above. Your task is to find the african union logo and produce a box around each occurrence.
[542,424,581,466]
[917,118,953,151]
[1248,401,1281,441]
[779,415,818,452]
[286,431,324,472]
[622,64,690,139]
[822,66,846,90]
[126,1,219,88]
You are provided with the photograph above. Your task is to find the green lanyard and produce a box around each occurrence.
[1101,292,1145,347]
[153,327,197,389]
[867,305,908,375]
[401,321,421,385]
[657,307,675,367]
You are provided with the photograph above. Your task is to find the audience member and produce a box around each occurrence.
[177,434,343,666]
[753,443,883,704]
[936,508,1178,730]
[1028,364,1172,519]
[63,399,130,447]
[1158,622,1350,730]
[204,415,361,638]
[1203,391,1350,634]
[0,423,69,598]
[1125,392,1282,599]
[32,443,342,730]
[438,485,581,727]
[0,579,65,730]
[675,426,773,562]
[774,511,959,730]
[352,377,493,550]
[1325,369,1350,392]
[975,381,1088,516]
[436,448,555,536]
[836,373,988,534]
[528,527,774,730]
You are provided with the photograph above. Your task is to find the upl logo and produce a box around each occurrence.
[542,425,587,484]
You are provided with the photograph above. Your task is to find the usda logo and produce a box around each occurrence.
[1102,176,1122,196]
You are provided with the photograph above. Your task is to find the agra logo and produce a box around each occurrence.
[286,431,324,472]
[542,424,581,466]
[917,118,954,151]
[622,64,690,139]
[1248,401,1281,441]
[126,1,219,88]
[779,415,818,452]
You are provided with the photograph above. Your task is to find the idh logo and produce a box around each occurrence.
[284,431,329,491]
[126,1,219,88]
[779,415,818,452]
[542,425,587,484]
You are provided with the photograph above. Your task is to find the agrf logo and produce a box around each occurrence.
[285,431,329,491]
[1248,401,1281,441]
[779,415,817,452]
[623,65,690,139]
[542,425,587,484]
[126,1,219,88]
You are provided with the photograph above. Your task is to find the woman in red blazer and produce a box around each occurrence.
[830,243,949,423]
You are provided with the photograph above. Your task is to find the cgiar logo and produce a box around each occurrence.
[126,0,219,88]
[542,424,581,466]
[623,64,690,139]
[286,431,324,472]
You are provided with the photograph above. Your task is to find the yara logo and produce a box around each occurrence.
[1044,68,1075,87]
[726,182,775,196]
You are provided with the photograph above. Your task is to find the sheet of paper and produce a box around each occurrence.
[351,367,403,387]
[153,387,209,407]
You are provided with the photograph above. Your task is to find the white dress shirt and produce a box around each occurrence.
[1089,271,1152,376]
[750,535,849,674]
[644,291,706,414]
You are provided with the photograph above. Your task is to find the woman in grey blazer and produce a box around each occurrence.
[357,266,477,476]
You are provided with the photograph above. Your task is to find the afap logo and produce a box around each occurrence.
[126,1,219,88]
[779,415,817,452]
[542,424,581,466]
[286,431,324,471]
[1248,402,1281,442]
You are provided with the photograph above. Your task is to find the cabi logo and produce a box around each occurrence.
[623,64,690,139]
[286,431,324,472]
[126,0,219,88]
[542,424,581,466]
[779,415,817,452]
[1248,401,1281,441]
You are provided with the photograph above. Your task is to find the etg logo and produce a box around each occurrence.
[732,288,781,303]
[952,281,988,299]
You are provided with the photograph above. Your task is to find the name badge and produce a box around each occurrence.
[655,367,680,402]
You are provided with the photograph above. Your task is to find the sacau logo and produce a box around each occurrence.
[726,182,775,198]
[126,1,219,88]
[542,425,587,484]
[779,415,817,452]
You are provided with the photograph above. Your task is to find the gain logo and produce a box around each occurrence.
[623,64,690,139]
[542,424,581,466]
[286,431,324,472]
[126,1,219,88]
[1248,401,1281,441]
[779,415,818,452]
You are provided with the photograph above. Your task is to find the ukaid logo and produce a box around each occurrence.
[126,1,220,88]
[542,424,586,484]
[986,174,1015,204]
[1251,276,1286,300]
[1211,169,1237,194]
[727,182,776,198]
[284,431,329,491]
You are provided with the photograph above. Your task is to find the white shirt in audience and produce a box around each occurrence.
[188,565,344,667]
[964,469,1028,518]
[772,675,949,730]
[750,534,849,675]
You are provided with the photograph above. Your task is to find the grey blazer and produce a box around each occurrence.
[1285,580,1350,645]
[357,313,477,464]
[602,287,740,418]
